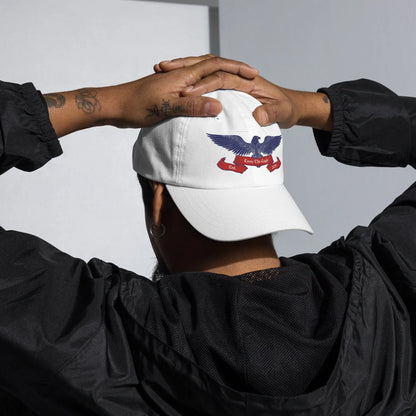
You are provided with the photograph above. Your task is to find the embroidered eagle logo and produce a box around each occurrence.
[206,133,282,174]
[207,134,281,159]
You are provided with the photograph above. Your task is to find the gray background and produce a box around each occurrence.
[219,0,416,258]
[1,0,415,275]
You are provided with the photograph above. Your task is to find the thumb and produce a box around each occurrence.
[173,97,222,117]
[253,103,281,126]
[253,102,294,128]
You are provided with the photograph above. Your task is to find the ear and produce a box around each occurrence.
[152,182,165,226]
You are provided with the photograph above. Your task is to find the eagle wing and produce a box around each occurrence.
[259,135,282,155]
[207,134,252,156]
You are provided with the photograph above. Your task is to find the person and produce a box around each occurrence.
[0,54,415,415]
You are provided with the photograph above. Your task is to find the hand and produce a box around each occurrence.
[46,57,258,137]
[155,55,332,130]
[104,57,258,128]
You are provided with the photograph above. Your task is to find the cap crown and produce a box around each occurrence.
[134,90,283,190]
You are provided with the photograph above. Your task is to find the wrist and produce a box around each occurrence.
[296,91,333,131]
[96,83,140,129]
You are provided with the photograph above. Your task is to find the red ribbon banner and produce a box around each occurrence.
[217,155,281,174]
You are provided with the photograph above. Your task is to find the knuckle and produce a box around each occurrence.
[184,99,198,115]
[213,71,226,80]
[211,73,225,89]
[212,56,223,65]
[270,108,280,122]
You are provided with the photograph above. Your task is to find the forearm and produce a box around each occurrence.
[45,86,118,138]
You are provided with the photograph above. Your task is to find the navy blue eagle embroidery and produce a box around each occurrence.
[207,134,281,159]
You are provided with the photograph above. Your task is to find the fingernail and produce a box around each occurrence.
[183,86,194,93]
[160,60,171,65]
[205,102,221,116]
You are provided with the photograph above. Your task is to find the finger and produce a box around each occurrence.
[182,71,255,96]
[253,103,286,127]
[184,57,258,84]
[155,54,215,72]
[171,96,222,117]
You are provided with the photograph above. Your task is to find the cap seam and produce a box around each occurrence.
[175,117,189,184]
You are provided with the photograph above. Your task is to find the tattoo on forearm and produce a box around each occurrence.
[44,93,66,108]
[146,99,183,118]
[75,89,101,114]
[322,95,329,104]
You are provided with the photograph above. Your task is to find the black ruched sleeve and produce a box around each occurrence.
[0,80,62,174]
[314,79,416,309]
[314,79,416,168]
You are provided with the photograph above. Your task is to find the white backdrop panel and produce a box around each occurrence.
[0,0,209,276]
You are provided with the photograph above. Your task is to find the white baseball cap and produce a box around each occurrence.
[133,90,313,241]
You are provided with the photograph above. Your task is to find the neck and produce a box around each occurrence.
[167,234,280,276]
[153,200,280,277]
[204,255,281,276]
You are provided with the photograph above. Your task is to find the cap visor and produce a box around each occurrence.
[166,184,313,242]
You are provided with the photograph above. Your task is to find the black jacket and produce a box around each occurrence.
[0,79,415,415]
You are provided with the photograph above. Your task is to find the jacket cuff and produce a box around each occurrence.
[21,82,62,159]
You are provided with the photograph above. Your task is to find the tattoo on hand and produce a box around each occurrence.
[75,89,101,114]
[146,99,183,118]
[44,93,66,109]
[322,95,329,104]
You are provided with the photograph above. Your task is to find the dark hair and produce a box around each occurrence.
[137,173,173,215]
[137,173,167,282]
[137,173,153,213]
